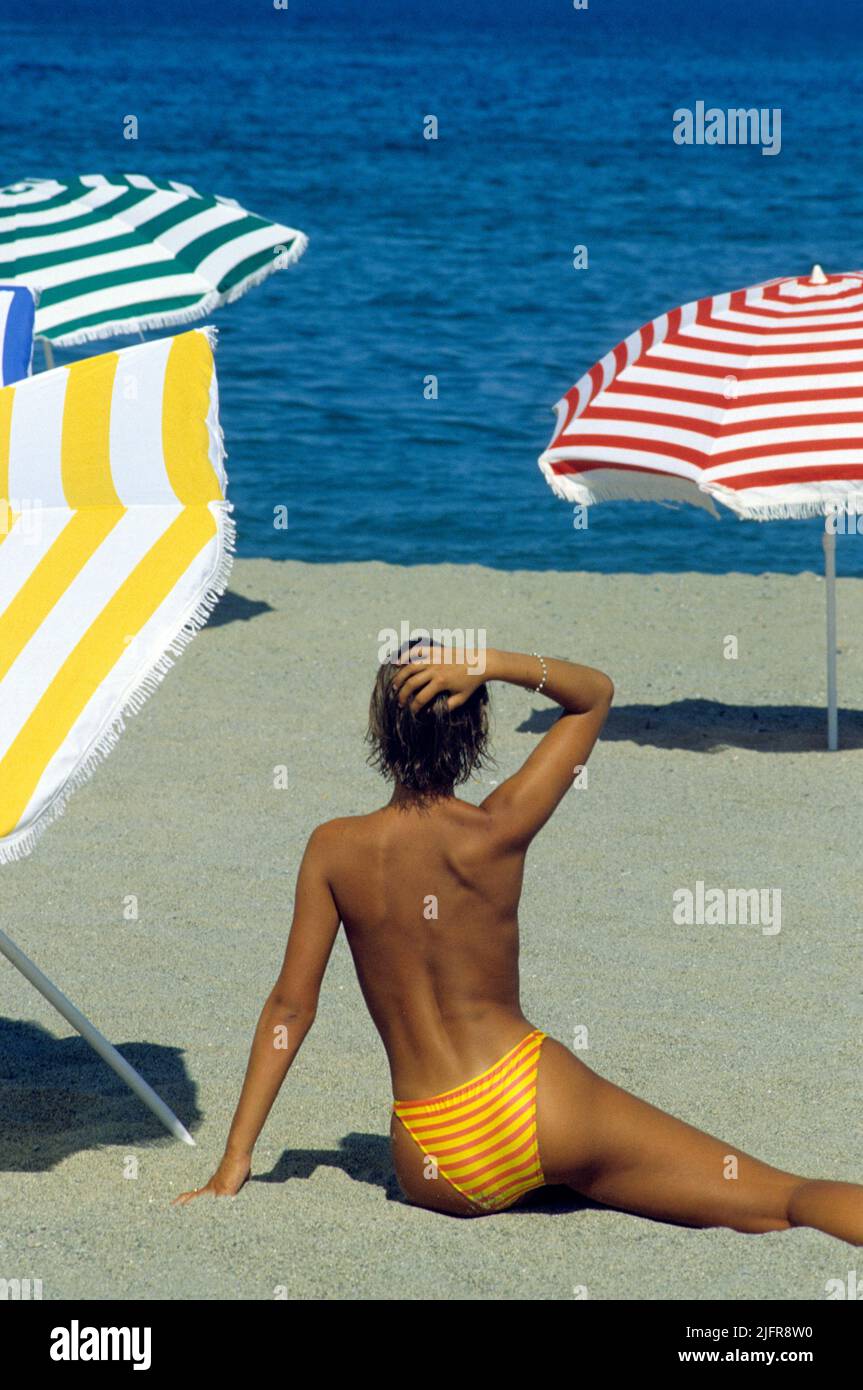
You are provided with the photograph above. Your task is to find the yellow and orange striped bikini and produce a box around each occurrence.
[393,1029,547,1213]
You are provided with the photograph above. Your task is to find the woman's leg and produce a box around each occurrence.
[535,1037,863,1244]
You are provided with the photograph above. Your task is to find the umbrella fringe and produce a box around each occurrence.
[221,233,309,305]
[706,485,863,521]
[202,326,229,488]
[40,232,309,348]
[0,503,236,866]
[540,457,863,523]
[537,456,720,514]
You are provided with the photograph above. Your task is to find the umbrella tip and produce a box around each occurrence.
[809,263,828,284]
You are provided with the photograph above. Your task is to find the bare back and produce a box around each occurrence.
[323,798,531,1098]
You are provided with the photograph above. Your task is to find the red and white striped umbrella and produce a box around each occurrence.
[538,266,863,748]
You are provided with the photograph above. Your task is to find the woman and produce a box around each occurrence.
[176,642,862,1242]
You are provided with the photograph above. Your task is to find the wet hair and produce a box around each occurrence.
[366,641,491,798]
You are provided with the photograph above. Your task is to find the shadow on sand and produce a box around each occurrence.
[256,1136,599,1215]
[206,589,274,628]
[0,1018,200,1170]
[517,698,863,753]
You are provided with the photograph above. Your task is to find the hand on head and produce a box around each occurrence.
[391,643,487,712]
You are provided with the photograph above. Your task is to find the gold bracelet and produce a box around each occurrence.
[531,652,548,695]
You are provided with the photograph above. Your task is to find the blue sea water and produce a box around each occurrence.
[3,0,863,574]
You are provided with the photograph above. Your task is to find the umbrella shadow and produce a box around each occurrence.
[517,699,863,752]
[0,1018,200,1171]
[207,589,274,629]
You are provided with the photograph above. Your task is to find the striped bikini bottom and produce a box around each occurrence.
[392,1028,548,1213]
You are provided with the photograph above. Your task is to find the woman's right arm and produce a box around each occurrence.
[393,644,614,846]
[479,649,614,845]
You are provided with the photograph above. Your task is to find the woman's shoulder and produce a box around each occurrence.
[305,811,379,852]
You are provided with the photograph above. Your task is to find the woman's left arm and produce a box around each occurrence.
[174,824,341,1204]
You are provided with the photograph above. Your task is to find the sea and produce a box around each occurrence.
[3,0,863,574]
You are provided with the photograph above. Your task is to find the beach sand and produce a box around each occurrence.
[2,558,861,1301]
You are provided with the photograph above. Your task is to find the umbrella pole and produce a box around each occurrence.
[41,338,55,371]
[0,927,195,1145]
[822,522,838,751]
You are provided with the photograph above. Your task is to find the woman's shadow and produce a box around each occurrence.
[255,1136,593,1215]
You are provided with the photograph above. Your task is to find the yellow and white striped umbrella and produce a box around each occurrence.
[0,327,232,861]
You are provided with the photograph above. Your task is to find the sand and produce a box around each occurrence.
[1,559,861,1301]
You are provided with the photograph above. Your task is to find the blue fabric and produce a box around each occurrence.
[0,285,36,387]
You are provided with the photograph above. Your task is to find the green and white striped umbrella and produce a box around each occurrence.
[0,174,308,346]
